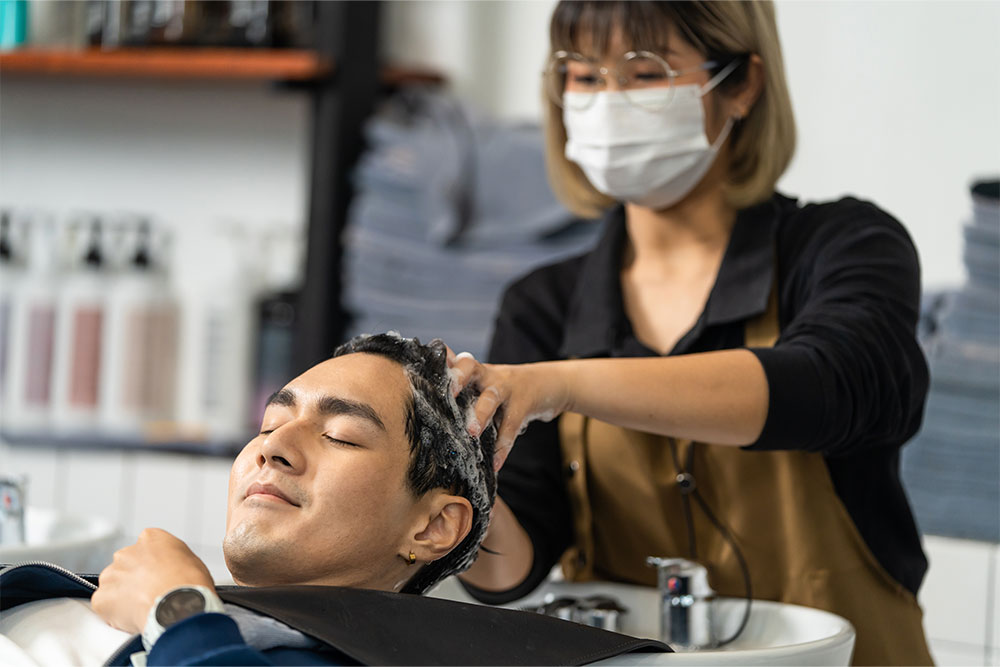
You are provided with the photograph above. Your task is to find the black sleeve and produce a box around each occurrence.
[747,199,930,457]
[459,266,577,604]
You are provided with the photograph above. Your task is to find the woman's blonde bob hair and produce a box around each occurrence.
[544,1,796,217]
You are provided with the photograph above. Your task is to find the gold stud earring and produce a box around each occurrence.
[407,551,417,565]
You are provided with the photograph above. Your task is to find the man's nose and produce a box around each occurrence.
[257,422,307,472]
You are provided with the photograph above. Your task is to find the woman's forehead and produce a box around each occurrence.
[552,7,683,58]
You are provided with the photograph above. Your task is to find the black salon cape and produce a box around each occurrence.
[0,562,669,665]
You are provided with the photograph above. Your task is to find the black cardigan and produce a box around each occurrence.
[467,193,929,604]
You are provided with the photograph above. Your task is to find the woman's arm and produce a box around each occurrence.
[456,198,928,470]
[457,266,578,599]
[455,348,769,470]
[458,497,534,592]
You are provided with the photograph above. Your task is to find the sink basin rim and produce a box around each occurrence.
[0,507,120,564]
[694,597,856,655]
[510,580,855,656]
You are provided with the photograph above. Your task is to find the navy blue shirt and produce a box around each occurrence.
[473,193,929,602]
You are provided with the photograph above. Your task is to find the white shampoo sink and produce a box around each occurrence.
[432,578,855,666]
[0,507,121,574]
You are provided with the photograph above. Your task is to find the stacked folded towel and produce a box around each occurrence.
[342,88,600,360]
[903,180,1000,542]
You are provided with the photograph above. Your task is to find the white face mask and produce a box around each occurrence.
[563,78,735,210]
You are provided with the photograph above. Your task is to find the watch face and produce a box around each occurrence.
[155,587,207,627]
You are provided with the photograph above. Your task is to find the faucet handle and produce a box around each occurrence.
[645,556,715,598]
[0,474,27,545]
[646,556,717,650]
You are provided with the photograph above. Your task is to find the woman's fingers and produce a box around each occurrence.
[493,416,522,471]
[448,351,481,396]
[470,385,504,437]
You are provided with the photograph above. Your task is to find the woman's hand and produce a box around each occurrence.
[447,349,572,471]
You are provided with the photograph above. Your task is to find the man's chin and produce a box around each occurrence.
[223,520,291,586]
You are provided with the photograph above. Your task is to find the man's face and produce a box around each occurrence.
[223,352,421,589]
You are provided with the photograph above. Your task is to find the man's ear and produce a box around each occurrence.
[410,492,473,562]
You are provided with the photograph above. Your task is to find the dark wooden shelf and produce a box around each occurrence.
[0,47,445,86]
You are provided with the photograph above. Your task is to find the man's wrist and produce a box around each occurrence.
[141,585,225,650]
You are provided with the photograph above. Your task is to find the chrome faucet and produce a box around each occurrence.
[646,556,717,651]
[0,475,27,546]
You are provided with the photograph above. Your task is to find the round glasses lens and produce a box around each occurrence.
[621,54,674,112]
[546,54,600,109]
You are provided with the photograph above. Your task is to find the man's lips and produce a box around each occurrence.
[245,482,300,507]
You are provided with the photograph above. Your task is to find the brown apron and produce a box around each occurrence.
[557,283,934,666]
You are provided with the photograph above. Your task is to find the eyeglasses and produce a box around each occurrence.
[544,50,732,113]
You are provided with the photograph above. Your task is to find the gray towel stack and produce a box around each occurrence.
[342,88,600,360]
[902,180,1000,542]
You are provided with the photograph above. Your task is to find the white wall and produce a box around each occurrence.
[776,0,1000,288]
[0,76,310,249]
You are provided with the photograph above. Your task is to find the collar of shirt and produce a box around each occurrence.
[559,195,786,359]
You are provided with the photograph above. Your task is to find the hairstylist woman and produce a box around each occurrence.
[452,2,933,664]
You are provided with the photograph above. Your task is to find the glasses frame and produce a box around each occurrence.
[544,49,721,112]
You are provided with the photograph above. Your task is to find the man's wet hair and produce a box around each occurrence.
[332,333,498,595]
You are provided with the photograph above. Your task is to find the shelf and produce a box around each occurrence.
[0,47,327,80]
[0,47,445,86]
[1,430,245,459]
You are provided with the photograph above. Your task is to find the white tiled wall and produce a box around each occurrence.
[0,441,235,584]
[919,535,1000,666]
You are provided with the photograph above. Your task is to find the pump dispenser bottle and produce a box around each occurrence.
[0,211,21,409]
[51,218,108,434]
[99,219,179,437]
[3,214,61,435]
[175,222,258,442]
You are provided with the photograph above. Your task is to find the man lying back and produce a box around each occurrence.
[1,334,666,665]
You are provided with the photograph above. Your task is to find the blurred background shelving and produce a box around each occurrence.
[0,1,444,454]
[0,46,444,84]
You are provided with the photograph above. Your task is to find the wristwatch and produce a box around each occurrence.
[142,585,226,650]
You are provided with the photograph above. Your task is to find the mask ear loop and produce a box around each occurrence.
[698,57,743,97]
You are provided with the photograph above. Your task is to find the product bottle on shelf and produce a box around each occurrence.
[51,217,109,435]
[0,211,21,409]
[249,224,302,427]
[2,213,61,436]
[175,221,258,444]
[99,218,179,438]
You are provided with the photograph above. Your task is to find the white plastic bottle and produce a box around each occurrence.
[99,219,179,438]
[51,218,109,435]
[0,211,23,416]
[175,222,259,444]
[2,214,61,436]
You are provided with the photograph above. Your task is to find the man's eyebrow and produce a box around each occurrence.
[316,396,387,432]
[265,388,387,432]
[266,388,297,407]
